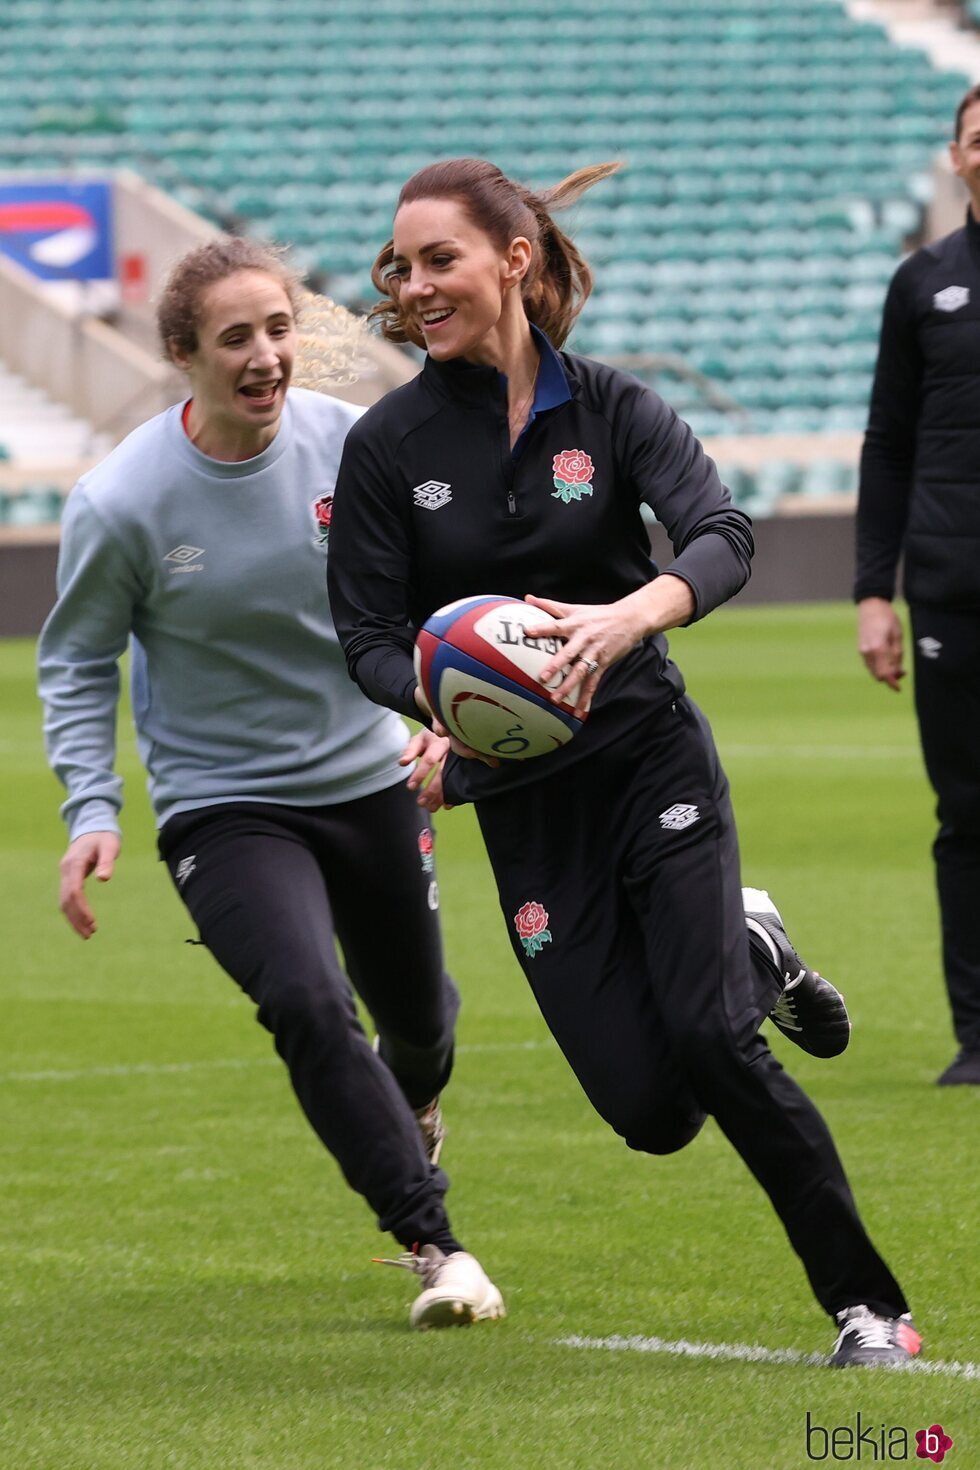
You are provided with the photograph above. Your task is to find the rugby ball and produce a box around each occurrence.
[414,594,587,760]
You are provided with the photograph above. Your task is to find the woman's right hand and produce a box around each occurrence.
[59,831,121,939]
[857,598,905,691]
[401,726,453,812]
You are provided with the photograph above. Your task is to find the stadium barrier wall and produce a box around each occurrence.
[112,169,217,358]
[0,252,178,447]
[649,514,858,604]
[0,169,417,484]
[111,171,418,405]
[0,511,859,638]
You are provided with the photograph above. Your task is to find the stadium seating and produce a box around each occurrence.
[0,486,65,527]
[0,0,970,507]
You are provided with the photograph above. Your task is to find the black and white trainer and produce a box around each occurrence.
[743,887,851,1059]
[831,1305,923,1368]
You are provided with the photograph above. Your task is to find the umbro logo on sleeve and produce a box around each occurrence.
[659,803,700,831]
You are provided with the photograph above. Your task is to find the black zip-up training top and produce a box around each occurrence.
[328,333,753,804]
[856,209,980,610]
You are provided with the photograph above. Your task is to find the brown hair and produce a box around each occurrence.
[156,235,303,359]
[369,158,621,350]
[955,83,980,141]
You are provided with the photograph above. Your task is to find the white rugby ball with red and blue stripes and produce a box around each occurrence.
[414,594,587,760]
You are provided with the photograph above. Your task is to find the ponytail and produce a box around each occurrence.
[369,158,621,349]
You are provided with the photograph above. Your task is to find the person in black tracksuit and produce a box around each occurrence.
[327,158,920,1367]
[856,83,980,1088]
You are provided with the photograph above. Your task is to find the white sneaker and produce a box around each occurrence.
[376,1244,506,1330]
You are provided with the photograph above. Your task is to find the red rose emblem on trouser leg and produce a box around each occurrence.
[552,449,595,502]
[514,900,552,957]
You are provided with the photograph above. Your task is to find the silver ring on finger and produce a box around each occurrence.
[578,657,600,676]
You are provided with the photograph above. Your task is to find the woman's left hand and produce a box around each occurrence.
[521,593,647,713]
[400,727,454,812]
[523,577,696,713]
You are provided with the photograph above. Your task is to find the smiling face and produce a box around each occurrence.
[386,197,531,365]
[951,97,980,218]
[171,269,297,457]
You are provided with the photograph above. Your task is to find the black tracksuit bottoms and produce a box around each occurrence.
[475,696,908,1320]
[910,604,980,1052]
[158,782,461,1251]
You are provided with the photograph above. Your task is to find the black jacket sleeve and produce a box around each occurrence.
[327,419,423,721]
[612,374,754,617]
[855,259,922,602]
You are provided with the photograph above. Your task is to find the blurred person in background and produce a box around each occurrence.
[37,236,504,1330]
[327,157,920,1368]
[856,82,980,1088]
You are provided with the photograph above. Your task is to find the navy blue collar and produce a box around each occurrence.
[526,325,571,407]
[421,323,573,442]
[512,324,571,456]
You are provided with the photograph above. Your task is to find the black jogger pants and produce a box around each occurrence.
[911,604,980,1052]
[476,696,908,1321]
[158,783,460,1249]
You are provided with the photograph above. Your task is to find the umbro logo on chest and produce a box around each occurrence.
[932,285,970,313]
[164,544,205,574]
[413,480,452,510]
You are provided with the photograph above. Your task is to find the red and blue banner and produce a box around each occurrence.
[0,180,113,281]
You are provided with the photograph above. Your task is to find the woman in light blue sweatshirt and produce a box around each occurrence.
[37,236,504,1330]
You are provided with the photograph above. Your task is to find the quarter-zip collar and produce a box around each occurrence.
[421,323,575,421]
[423,348,504,408]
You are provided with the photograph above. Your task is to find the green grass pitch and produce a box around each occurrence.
[1,603,976,1469]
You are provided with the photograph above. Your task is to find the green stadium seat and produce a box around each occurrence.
[0,0,968,494]
[0,489,64,527]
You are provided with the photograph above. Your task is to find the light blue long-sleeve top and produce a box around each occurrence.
[38,387,410,841]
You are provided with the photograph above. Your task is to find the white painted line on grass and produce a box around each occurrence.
[0,1057,278,1083]
[559,1333,980,1380]
[724,743,917,761]
[460,1039,552,1054]
[0,1038,552,1084]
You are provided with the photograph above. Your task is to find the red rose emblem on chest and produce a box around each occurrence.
[552,449,595,503]
[552,449,593,485]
